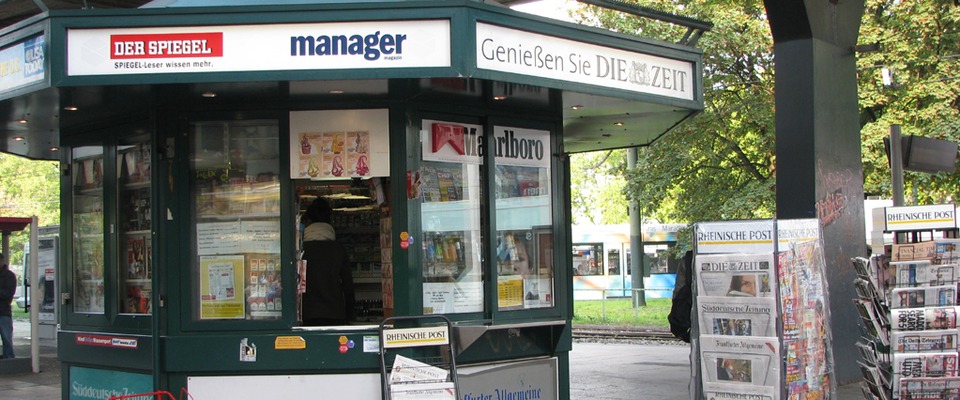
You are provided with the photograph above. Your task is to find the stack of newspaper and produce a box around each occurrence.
[696,252,781,400]
[854,239,960,400]
[388,355,455,400]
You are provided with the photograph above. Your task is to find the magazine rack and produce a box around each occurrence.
[853,204,960,400]
[379,315,459,400]
[690,219,836,400]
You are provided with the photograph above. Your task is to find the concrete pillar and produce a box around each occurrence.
[764,0,866,384]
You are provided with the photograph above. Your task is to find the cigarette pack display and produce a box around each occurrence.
[695,253,776,298]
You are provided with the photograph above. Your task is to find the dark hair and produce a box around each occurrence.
[304,197,332,225]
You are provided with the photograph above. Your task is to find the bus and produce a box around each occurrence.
[572,224,686,300]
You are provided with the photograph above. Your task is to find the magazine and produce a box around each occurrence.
[698,296,777,337]
[935,240,960,265]
[699,334,780,390]
[898,377,960,400]
[695,253,776,298]
[890,285,957,309]
[892,307,960,331]
[892,351,959,393]
[892,330,960,353]
[860,361,891,400]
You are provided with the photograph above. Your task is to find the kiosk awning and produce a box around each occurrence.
[0,0,703,159]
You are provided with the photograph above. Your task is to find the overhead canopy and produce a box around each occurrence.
[0,217,32,232]
[0,0,703,160]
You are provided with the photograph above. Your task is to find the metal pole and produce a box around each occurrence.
[890,124,905,206]
[29,217,39,373]
[627,148,646,307]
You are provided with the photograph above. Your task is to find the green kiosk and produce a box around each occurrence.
[0,1,703,398]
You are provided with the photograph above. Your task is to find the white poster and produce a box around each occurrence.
[290,109,390,179]
[67,20,451,76]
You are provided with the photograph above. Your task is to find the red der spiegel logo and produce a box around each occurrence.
[110,32,224,59]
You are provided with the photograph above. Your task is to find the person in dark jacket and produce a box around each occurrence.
[667,250,693,343]
[0,252,16,359]
[301,198,355,326]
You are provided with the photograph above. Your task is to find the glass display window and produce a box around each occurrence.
[493,126,554,311]
[72,146,105,314]
[118,137,152,314]
[419,119,484,315]
[189,120,281,321]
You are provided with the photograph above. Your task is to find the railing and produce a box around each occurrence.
[573,287,674,322]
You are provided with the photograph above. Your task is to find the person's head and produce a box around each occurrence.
[730,274,757,296]
[304,197,333,225]
[0,252,6,270]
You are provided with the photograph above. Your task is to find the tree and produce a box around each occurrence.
[0,153,60,266]
[570,0,777,225]
[569,150,631,225]
[857,0,960,204]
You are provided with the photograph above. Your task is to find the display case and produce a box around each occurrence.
[118,138,153,314]
[189,119,282,321]
[72,146,105,314]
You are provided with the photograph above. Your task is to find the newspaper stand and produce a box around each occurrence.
[379,315,459,400]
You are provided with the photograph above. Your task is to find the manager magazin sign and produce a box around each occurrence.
[66,20,451,76]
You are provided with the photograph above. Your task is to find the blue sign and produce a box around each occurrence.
[0,35,45,93]
[69,366,153,400]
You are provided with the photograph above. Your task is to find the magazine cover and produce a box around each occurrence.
[892,330,960,353]
[935,240,960,265]
[892,351,959,393]
[698,296,777,337]
[702,382,777,400]
[898,377,960,400]
[695,253,776,298]
[890,285,958,309]
[892,306,960,331]
[700,334,780,391]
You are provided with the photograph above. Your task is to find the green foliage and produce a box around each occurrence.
[0,153,60,265]
[572,298,671,327]
[570,150,630,224]
[572,0,777,224]
[857,0,960,204]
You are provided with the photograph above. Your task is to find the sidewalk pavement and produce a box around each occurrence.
[0,319,862,400]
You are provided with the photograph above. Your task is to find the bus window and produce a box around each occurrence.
[607,248,620,275]
[572,243,603,276]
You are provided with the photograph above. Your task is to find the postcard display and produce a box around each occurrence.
[692,219,836,400]
[852,233,960,397]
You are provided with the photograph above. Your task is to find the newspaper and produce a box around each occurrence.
[698,296,777,337]
[890,284,957,309]
[898,377,960,400]
[893,242,936,262]
[892,329,960,353]
[892,306,960,331]
[390,381,457,400]
[702,382,777,400]
[935,240,960,265]
[860,361,890,400]
[891,260,957,288]
[699,334,780,392]
[695,253,776,298]
[892,351,959,393]
[389,354,449,384]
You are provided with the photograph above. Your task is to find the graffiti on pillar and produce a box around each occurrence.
[815,160,859,229]
[815,189,846,227]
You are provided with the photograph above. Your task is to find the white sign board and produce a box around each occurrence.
[67,20,451,76]
[476,23,694,101]
[695,220,776,254]
[0,35,45,93]
[884,204,958,232]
